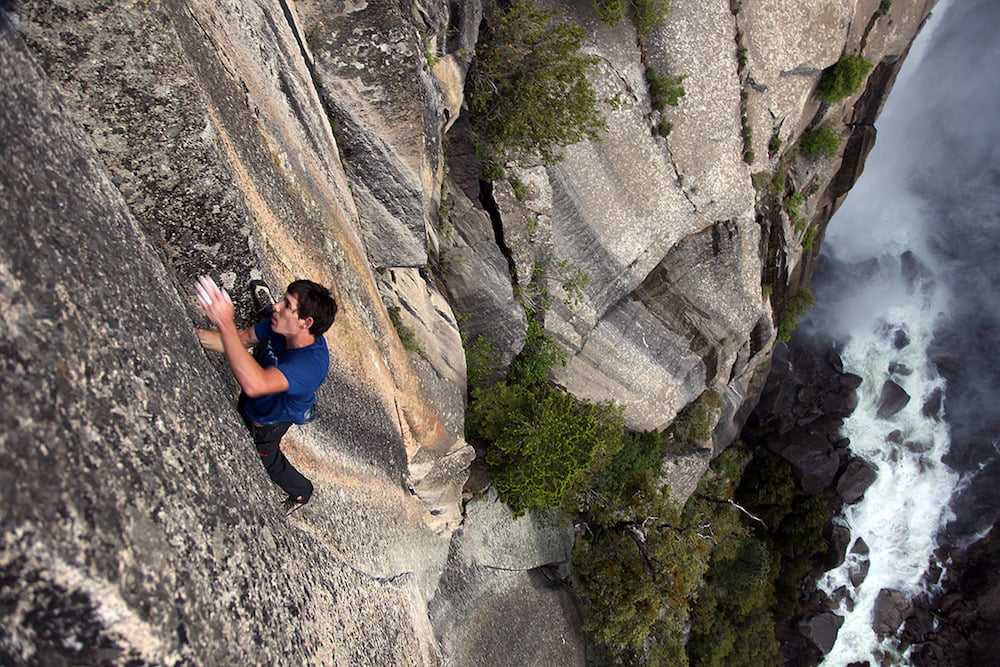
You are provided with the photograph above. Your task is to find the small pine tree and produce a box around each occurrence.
[468,382,625,516]
[816,53,874,103]
[467,0,605,165]
[799,124,841,159]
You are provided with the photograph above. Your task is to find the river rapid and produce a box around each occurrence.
[802,0,1000,663]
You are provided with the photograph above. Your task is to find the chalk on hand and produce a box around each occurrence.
[196,285,211,306]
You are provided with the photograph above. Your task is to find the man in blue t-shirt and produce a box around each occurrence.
[195,276,337,515]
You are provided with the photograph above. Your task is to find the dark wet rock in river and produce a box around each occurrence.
[836,458,878,504]
[872,588,912,637]
[797,611,844,655]
[876,379,911,418]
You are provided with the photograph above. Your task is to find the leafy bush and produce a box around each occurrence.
[576,448,753,664]
[647,67,686,110]
[768,134,783,156]
[467,0,605,164]
[802,225,819,250]
[387,306,422,353]
[593,0,626,24]
[799,124,841,159]
[784,190,805,222]
[736,449,830,615]
[666,390,720,445]
[468,382,625,516]
[816,53,874,103]
[595,0,671,37]
[465,334,498,387]
[686,533,781,667]
[508,318,567,386]
[776,286,815,342]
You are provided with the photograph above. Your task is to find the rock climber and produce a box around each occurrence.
[194,275,337,514]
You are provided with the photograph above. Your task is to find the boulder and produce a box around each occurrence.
[893,328,912,349]
[851,537,870,555]
[873,588,913,636]
[876,379,911,418]
[797,611,845,655]
[889,361,913,376]
[825,524,853,569]
[839,373,863,390]
[780,435,841,495]
[849,557,871,588]
[922,387,944,419]
[837,458,878,504]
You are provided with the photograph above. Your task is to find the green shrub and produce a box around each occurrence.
[784,190,805,222]
[655,118,674,138]
[802,225,819,250]
[768,168,787,197]
[799,124,841,159]
[508,318,567,385]
[665,390,720,446]
[575,461,754,663]
[468,382,625,516]
[387,306,422,354]
[467,0,605,164]
[465,334,499,387]
[816,53,874,103]
[768,134,783,156]
[736,449,830,615]
[776,286,815,342]
[509,176,530,201]
[631,0,671,37]
[647,67,686,111]
[593,0,626,24]
[595,0,671,36]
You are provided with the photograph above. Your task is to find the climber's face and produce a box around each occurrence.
[271,293,309,337]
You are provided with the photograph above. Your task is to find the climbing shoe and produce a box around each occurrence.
[250,279,275,319]
[282,494,308,516]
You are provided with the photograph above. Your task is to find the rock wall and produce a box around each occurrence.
[1,0,936,662]
[0,13,445,663]
[438,0,936,440]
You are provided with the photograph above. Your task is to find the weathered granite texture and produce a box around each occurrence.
[0,18,445,663]
[428,490,586,665]
[15,0,473,535]
[455,0,938,437]
[2,0,937,660]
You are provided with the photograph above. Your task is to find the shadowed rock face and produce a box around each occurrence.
[0,19,443,663]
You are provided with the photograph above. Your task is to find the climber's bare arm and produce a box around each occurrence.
[196,326,258,353]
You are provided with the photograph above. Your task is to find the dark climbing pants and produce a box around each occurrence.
[245,420,313,502]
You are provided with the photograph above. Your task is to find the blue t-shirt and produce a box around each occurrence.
[242,320,329,425]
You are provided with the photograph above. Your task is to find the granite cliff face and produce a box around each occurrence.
[1,0,932,662]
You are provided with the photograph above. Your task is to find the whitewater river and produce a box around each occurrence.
[803,0,1000,663]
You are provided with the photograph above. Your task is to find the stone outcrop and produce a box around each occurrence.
[428,489,585,664]
[0,18,448,662]
[1,0,936,661]
[745,338,864,503]
[797,611,845,655]
[873,588,913,637]
[907,528,1000,666]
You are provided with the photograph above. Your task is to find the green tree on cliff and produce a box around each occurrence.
[816,53,874,103]
[467,0,606,166]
